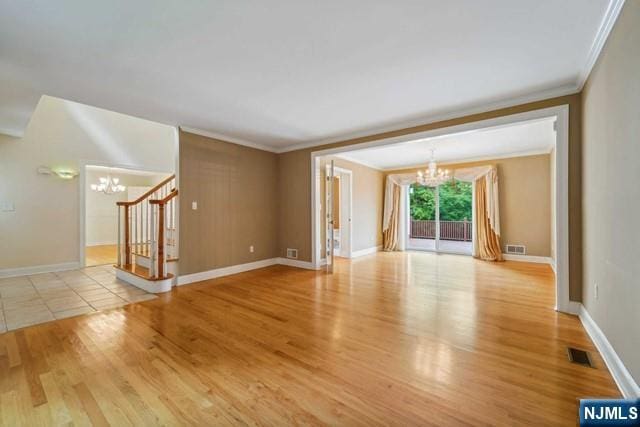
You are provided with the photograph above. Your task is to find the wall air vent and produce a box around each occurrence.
[505,244,526,255]
[286,248,298,259]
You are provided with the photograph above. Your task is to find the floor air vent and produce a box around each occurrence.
[567,347,594,368]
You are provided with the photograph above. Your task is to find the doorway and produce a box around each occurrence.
[311,105,570,313]
[83,165,171,267]
[325,164,353,261]
[407,179,473,255]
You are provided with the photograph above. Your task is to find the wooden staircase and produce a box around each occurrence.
[114,175,178,292]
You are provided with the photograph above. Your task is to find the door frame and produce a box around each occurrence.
[79,161,171,267]
[311,104,570,313]
[324,164,353,260]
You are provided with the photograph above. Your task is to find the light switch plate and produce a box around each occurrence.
[0,201,15,212]
[192,201,198,210]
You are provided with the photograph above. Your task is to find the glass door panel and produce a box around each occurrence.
[437,179,473,254]
[408,183,436,251]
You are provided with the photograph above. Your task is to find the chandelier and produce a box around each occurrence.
[416,149,450,187]
[90,172,126,194]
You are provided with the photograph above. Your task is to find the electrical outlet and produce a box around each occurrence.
[192,201,198,210]
[249,245,254,253]
[594,283,599,300]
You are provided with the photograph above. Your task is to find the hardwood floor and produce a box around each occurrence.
[0,252,618,426]
[85,245,117,267]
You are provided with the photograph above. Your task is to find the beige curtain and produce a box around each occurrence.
[382,184,400,251]
[474,169,503,261]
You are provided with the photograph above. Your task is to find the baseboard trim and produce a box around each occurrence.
[502,254,553,265]
[115,269,173,294]
[86,241,117,247]
[0,261,81,279]
[177,258,280,286]
[276,257,319,270]
[351,245,382,258]
[577,303,640,399]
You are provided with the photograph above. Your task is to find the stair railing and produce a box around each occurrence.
[116,175,176,279]
[149,189,178,278]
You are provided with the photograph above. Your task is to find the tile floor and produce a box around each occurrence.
[0,265,157,333]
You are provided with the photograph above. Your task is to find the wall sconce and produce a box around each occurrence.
[36,166,78,179]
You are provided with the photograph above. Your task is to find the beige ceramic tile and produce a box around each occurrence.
[113,287,147,298]
[33,281,68,291]
[28,272,59,282]
[38,289,77,300]
[89,295,127,309]
[0,267,155,331]
[66,282,104,292]
[61,276,96,286]
[125,294,158,303]
[4,306,54,330]
[1,296,47,311]
[0,277,31,287]
[0,285,38,299]
[1,293,43,305]
[53,306,96,320]
[77,289,116,302]
[46,296,89,312]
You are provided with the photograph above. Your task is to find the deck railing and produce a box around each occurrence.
[410,219,471,241]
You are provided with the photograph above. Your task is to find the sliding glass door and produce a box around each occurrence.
[437,180,472,254]
[409,180,472,255]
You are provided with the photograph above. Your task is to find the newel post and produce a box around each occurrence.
[124,205,131,265]
[157,203,165,278]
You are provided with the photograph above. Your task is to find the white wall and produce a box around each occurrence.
[85,170,167,246]
[0,95,177,272]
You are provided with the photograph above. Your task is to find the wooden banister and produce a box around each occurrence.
[116,174,177,280]
[149,189,178,205]
[116,174,175,206]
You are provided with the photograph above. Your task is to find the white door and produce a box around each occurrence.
[325,161,335,273]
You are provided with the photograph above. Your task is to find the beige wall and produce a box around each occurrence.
[178,131,279,275]
[581,2,639,384]
[0,96,176,272]
[319,156,384,257]
[277,93,582,300]
[387,154,551,257]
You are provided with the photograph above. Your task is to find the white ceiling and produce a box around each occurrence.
[0,1,618,151]
[335,117,556,170]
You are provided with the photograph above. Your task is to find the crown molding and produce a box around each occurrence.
[179,126,278,153]
[576,0,625,91]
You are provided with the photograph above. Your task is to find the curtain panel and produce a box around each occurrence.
[382,165,502,261]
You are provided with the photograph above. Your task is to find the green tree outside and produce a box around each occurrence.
[410,180,472,221]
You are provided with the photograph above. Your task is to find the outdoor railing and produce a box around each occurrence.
[410,220,471,241]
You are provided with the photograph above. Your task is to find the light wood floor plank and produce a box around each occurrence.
[0,252,619,426]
